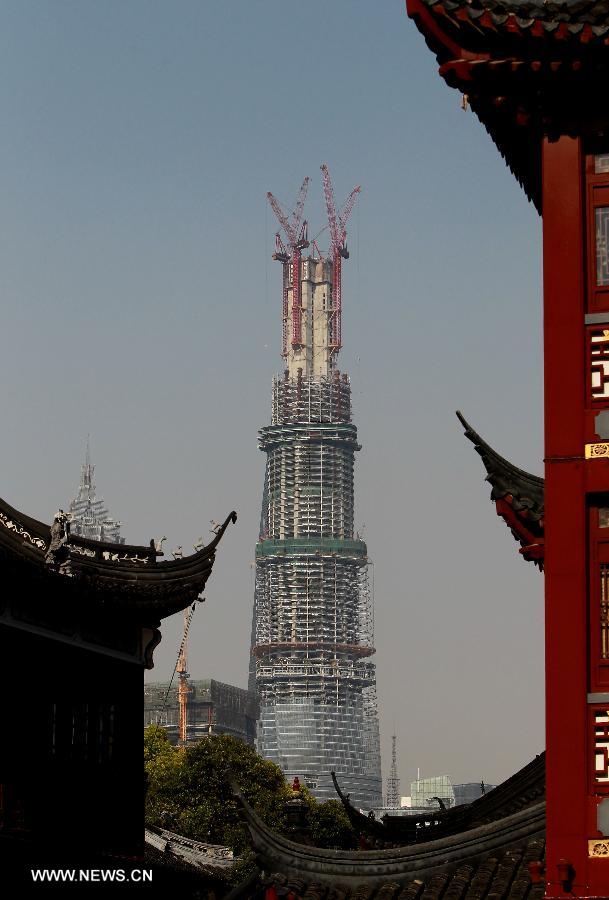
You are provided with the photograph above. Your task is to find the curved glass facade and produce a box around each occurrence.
[251,371,382,809]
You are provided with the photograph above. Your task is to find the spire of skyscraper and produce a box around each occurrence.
[68,438,124,544]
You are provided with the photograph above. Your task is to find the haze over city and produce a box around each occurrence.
[0,0,543,794]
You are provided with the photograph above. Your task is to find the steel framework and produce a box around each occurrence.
[252,175,381,807]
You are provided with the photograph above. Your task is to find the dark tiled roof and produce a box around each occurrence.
[420,0,609,34]
[258,837,545,898]
[235,783,545,892]
[406,0,609,210]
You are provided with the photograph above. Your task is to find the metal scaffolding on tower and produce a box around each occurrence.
[251,168,381,809]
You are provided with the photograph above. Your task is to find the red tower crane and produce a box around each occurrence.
[320,164,361,351]
[267,177,310,354]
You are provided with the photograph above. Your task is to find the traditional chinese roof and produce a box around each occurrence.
[0,493,236,621]
[405,0,609,208]
[332,752,544,848]
[457,411,545,567]
[234,781,545,896]
[145,827,234,871]
[254,842,545,899]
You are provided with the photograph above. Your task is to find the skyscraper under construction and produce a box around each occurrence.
[250,167,382,808]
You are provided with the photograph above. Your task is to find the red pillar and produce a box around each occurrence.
[543,137,609,896]
[543,135,588,897]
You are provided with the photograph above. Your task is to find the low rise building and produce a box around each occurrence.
[144,678,257,746]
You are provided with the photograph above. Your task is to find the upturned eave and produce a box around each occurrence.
[405,0,609,210]
[0,495,237,620]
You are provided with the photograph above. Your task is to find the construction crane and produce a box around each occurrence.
[176,604,196,746]
[320,164,361,351]
[267,177,310,354]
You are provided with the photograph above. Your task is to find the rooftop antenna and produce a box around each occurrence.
[386,734,401,809]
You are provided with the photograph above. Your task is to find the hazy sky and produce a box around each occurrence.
[0,1,543,792]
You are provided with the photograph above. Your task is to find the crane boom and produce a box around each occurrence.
[320,164,341,252]
[338,186,361,248]
[320,164,361,351]
[267,191,296,246]
[291,176,310,242]
[267,177,310,249]
[267,177,311,351]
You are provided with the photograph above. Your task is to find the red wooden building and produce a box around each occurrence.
[405,0,609,896]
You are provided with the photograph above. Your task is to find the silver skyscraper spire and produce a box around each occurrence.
[68,437,124,545]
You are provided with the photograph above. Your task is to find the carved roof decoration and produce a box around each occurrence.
[457,411,545,568]
[0,493,237,621]
[406,0,609,209]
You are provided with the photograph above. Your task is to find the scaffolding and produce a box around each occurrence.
[252,374,382,808]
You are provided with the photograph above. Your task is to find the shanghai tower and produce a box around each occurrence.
[249,167,382,808]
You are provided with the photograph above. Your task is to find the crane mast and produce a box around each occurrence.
[267,177,310,353]
[320,164,361,352]
[267,168,360,361]
[176,606,195,746]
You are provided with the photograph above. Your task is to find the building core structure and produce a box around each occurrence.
[144,678,257,746]
[250,169,382,808]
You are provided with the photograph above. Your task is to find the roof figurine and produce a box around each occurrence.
[44,508,72,572]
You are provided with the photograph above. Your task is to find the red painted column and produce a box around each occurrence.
[543,136,589,897]
[543,137,609,895]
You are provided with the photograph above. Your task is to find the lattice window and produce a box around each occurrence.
[601,564,609,659]
[595,708,609,783]
[596,155,609,175]
[596,208,609,286]
[591,330,609,400]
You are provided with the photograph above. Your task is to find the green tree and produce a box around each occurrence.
[144,727,291,853]
[144,727,358,855]
[308,798,358,850]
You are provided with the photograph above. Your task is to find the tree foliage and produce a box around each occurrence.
[145,726,291,853]
[144,726,358,855]
[308,798,358,850]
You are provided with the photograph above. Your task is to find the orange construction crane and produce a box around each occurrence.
[177,604,196,745]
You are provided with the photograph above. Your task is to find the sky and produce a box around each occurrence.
[0,1,543,793]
